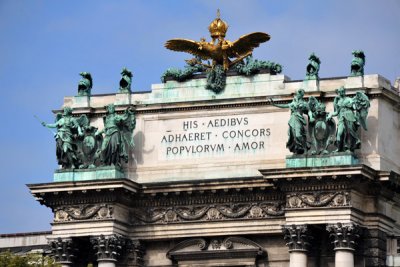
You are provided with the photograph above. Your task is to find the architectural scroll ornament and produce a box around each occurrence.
[131,202,284,224]
[49,237,76,264]
[282,225,311,252]
[54,204,113,222]
[167,236,264,259]
[91,234,125,261]
[286,191,350,209]
[327,222,360,250]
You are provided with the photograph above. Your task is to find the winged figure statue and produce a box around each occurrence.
[165,10,270,71]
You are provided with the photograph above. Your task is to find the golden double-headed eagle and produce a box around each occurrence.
[165,10,270,71]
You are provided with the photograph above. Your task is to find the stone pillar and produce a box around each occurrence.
[282,224,311,267]
[48,237,76,267]
[91,234,125,267]
[327,223,360,267]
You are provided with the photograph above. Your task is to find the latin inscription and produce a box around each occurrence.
[161,116,271,157]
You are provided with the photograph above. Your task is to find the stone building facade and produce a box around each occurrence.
[17,71,400,267]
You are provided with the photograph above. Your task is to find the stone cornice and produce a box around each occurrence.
[54,86,399,117]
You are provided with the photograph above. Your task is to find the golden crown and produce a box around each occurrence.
[208,9,228,38]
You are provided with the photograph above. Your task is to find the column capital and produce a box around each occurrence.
[282,224,311,252]
[125,239,146,267]
[90,234,126,262]
[48,237,76,264]
[326,222,360,251]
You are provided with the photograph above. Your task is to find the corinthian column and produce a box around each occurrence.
[48,237,76,267]
[327,223,360,267]
[282,224,311,267]
[91,234,125,267]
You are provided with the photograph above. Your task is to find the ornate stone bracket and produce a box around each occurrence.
[282,224,311,252]
[49,237,76,264]
[327,222,360,251]
[54,204,113,222]
[91,234,125,262]
[131,202,284,224]
[286,191,350,209]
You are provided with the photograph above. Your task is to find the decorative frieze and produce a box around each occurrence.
[282,224,311,252]
[131,202,284,224]
[91,234,125,261]
[326,222,360,250]
[286,191,350,209]
[54,204,113,222]
[49,237,76,264]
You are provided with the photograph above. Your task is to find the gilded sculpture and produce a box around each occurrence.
[164,10,275,93]
[165,10,270,71]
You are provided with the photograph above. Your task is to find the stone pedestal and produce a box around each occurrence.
[283,225,310,267]
[327,223,360,267]
[345,76,364,88]
[72,95,90,108]
[302,79,319,92]
[54,166,125,182]
[115,93,131,105]
[286,153,358,168]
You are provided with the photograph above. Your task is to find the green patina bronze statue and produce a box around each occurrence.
[307,97,335,154]
[305,53,320,80]
[161,57,206,83]
[270,89,311,154]
[119,68,133,93]
[42,107,83,169]
[327,87,370,152]
[78,72,93,96]
[350,50,365,76]
[96,104,136,167]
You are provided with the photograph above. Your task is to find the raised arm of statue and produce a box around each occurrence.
[269,98,289,109]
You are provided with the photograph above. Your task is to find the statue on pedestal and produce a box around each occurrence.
[78,72,93,96]
[119,68,133,93]
[305,53,320,80]
[350,50,365,76]
[327,87,370,152]
[270,89,311,154]
[96,104,136,167]
[42,107,83,169]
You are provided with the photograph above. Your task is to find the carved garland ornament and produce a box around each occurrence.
[54,204,113,222]
[286,191,350,209]
[131,202,284,224]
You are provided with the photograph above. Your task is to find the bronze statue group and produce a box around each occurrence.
[270,86,370,155]
[42,104,136,169]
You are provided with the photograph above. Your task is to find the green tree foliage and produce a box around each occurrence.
[0,251,60,267]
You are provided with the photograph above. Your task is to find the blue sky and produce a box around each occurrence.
[0,0,399,234]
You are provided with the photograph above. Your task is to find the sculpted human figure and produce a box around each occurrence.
[327,87,370,152]
[270,89,312,154]
[97,104,136,167]
[42,107,83,169]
